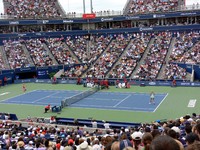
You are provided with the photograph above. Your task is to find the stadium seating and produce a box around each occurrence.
[0,1,200,150]
[1,31,199,80]
[125,0,179,15]
[4,0,63,19]
[0,113,199,150]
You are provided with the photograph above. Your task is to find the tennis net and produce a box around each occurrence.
[61,86,99,107]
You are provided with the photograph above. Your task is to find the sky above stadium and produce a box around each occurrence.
[0,0,199,14]
[58,0,199,13]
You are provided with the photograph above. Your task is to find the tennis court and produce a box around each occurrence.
[0,89,167,112]
[0,84,199,122]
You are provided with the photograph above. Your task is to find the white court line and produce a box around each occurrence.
[72,104,154,111]
[153,93,169,112]
[1,101,58,106]
[86,98,121,101]
[113,95,132,107]
[0,92,10,96]
[32,92,60,103]
[0,90,37,102]
[50,96,65,99]
[100,91,167,95]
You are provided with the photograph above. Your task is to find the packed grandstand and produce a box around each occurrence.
[0,0,200,150]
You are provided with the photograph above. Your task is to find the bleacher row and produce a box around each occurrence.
[0,113,200,150]
[1,0,186,19]
[3,0,196,19]
[0,31,199,80]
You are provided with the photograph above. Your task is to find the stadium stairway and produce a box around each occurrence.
[43,43,59,65]
[21,44,35,67]
[62,41,81,64]
[157,37,176,79]
[2,0,10,14]
[131,37,155,78]
[106,38,134,78]
[0,46,10,69]
[54,69,64,78]
[55,0,67,18]
[81,38,115,78]
[64,40,83,64]
[123,0,132,15]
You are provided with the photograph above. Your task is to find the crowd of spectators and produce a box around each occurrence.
[0,113,200,150]
[64,35,113,78]
[4,0,62,19]
[108,33,150,79]
[63,64,88,78]
[169,31,200,65]
[163,63,187,80]
[66,36,88,64]
[26,38,54,67]
[0,52,6,70]
[134,32,172,80]
[86,34,131,78]
[126,0,179,15]
[0,31,199,79]
[46,37,77,65]
[3,40,31,69]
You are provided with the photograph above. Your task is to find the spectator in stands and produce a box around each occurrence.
[187,141,200,150]
[91,119,97,128]
[131,131,144,150]
[5,0,62,19]
[126,0,178,15]
[185,132,199,146]
[103,121,110,129]
[195,123,200,139]
[142,132,153,150]
[168,128,184,150]
[150,135,180,150]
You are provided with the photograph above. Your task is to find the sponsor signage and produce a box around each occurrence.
[149,82,156,86]
[82,13,96,19]
[188,99,196,107]
[101,18,113,22]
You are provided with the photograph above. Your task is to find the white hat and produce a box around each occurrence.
[187,118,193,122]
[125,128,129,132]
[78,141,90,150]
[29,141,33,145]
[171,126,181,134]
[131,131,143,140]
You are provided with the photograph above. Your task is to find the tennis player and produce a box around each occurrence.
[149,91,155,104]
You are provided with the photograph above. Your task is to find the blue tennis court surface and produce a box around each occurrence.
[0,90,168,112]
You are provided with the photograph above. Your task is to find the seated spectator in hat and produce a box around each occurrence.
[77,141,92,150]
[92,138,101,150]
[17,140,25,150]
[131,131,144,150]
[25,141,34,150]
